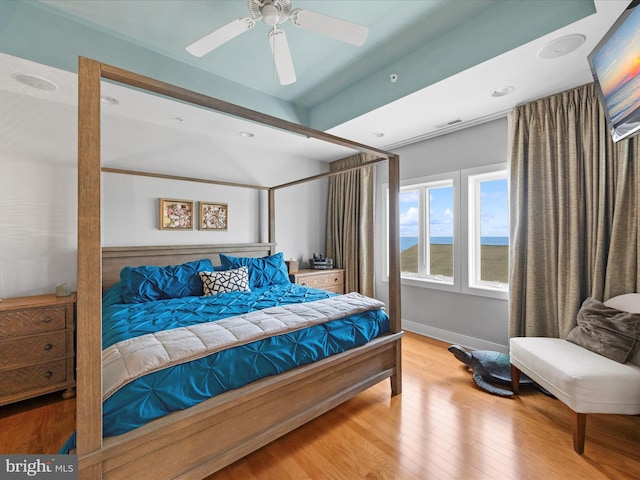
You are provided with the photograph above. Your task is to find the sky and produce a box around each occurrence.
[399,178,508,238]
[480,179,509,236]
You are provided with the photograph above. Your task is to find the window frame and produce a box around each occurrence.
[388,171,460,293]
[461,163,509,300]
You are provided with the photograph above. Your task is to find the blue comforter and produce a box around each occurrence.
[63,282,389,451]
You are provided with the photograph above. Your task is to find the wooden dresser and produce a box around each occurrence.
[0,293,76,406]
[290,269,345,294]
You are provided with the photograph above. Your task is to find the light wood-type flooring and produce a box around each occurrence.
[1,332,638,479]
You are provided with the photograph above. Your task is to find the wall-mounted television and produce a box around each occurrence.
[588,0,640,142]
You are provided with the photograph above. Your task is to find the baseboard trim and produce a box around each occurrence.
[402,319,508,353]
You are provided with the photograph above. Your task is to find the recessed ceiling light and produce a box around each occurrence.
[370,132,385,138]
[13,73,57,91]
[172,116,184,123]
[537,34,585,60]
[100,95,119,105]
[491,86,515,97]
[239,131,254,138]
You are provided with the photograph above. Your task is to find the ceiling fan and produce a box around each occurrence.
[185,0,369,85]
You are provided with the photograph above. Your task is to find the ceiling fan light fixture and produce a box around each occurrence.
[261,4,281,26]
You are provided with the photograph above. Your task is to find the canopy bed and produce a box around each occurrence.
[75,57,402,479]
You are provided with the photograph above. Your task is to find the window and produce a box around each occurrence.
[462,164,509,299]
[386,165,508,299]
[396,172,460,291]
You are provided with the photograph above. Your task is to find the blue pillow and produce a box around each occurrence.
[120,258,215,303]
[219,252,290,289]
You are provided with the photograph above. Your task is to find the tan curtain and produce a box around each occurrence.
[509,83,640,339]
[325,153,375,296]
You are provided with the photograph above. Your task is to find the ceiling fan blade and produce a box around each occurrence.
[290,9,368,47]
[186,17,255,57]
[269,28,296,85]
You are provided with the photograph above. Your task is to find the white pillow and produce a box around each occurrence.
[604,293,640,313]
[605,293,640,366]
[199,267,250,295]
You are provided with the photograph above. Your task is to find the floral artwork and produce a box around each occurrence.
[199,202,228,230]
[159,199,193,230]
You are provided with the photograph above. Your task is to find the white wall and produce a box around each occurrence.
[0,160,328,299]
[0,99,330,299]
[274,181,329,266]
[375,118,510,351]
[103,174,261,246]
[0,156,77,298]
[102,171,329,265]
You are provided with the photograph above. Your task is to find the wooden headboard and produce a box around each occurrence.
[102,243,276,290]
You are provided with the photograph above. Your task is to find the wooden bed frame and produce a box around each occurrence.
[76,58,402,479]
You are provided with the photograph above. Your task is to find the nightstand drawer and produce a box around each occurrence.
[322,285,344,294]
[0,331,69,368]
[0,306,66,337]
[300,272,343,289]
[290,269,345,294]
[0,359,69,396]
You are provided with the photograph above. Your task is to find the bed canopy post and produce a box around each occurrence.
[268,188,276,244]
[387,154,402,394]
[77,56,104,478]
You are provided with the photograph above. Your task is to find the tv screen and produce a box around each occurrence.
[588,0,640,142]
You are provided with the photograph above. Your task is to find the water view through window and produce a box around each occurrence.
[478,177,509,284]
[399,173,509,287]
[399,184,454,279]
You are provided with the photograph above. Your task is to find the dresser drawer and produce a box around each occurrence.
[0,331,69,368]
[0,294,76,405]
[0,306,66,338]
[0,359,69,396]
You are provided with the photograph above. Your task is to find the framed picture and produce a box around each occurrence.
[159,198,194,230]
[199,202,228,230]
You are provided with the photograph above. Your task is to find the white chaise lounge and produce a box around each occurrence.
[510,294,640,454]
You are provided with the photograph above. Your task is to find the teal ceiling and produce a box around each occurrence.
[0,0,596,129]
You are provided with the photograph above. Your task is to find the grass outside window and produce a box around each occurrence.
[401,244,508,283]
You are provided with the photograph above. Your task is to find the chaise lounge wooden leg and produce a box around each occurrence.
[572,412,586,454]
[510,365,521,394]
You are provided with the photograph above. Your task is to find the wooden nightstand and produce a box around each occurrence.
[290,269,345,294]
[0,293,76,406]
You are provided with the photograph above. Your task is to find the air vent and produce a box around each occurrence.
[434,119,463,130]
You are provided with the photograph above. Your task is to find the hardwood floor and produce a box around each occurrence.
[0,390,75,454]
[1,332,638,479]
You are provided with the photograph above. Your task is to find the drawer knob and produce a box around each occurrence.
[44,371,53,379]
[43,316,52,323]
[44,343,53,350]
